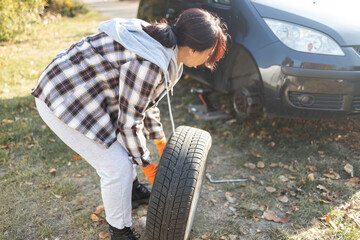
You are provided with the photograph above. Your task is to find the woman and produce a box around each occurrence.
[32,8,227,239]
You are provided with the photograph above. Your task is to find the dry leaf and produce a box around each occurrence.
[263,210,277,221]
[201,234,209,239]
[244,162,256,169]
[279,175,289,182]
[99,230,110,239]
[317,185,330,193]
[95,205,104,214]
[266,187,276,193]
[257,161,265,168]
[324,171,340,179]
[72,155,82,159]
[49,168,56,175]
[250,150,262,158]
[48,138,56,143]
[225,192,236,203]
[306,165,317,171]
[269,163,278,168]
[2,119,14,124]
[249,176,256,181]
[278,195,289,203]
[308,173,315,181]
[90,213,100,222]
[344,163,354,177]
[273,217,290,223]
[229,235,238,240]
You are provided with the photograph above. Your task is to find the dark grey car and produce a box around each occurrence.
[137,0,360,119]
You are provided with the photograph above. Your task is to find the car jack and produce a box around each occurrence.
[187,88,232,120]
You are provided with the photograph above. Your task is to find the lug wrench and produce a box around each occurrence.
[206,173,247,183]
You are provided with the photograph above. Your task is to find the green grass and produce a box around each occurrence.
[1,8,360,240]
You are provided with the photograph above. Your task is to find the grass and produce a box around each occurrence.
[1,8,360,240]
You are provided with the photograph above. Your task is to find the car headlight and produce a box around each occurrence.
[264,18,344,56]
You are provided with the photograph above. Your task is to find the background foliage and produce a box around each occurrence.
[0,0,88,42]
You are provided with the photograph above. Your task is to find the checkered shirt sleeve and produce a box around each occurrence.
[118,58,163,166]
[143,106,165,140]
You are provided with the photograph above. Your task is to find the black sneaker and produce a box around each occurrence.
[132,178,151,209]
[108,225,140,240]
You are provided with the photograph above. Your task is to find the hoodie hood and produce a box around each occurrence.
[98,18,183,87]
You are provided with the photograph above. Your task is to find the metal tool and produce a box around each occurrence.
[206,173,247,183]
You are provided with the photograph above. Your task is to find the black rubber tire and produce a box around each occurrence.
[145,126,212,240]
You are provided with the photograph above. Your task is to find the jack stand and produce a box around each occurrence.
[187,88,232,120]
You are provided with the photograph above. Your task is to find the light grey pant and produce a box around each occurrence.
[35,98,134,229]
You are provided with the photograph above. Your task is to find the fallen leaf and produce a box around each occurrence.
[2,119,14,124]
[256,229,264,233]
[266,187,276,193]
[201,234,209,239]
[344,164,354,177]
[278,195,289,203]
[0,145,8,149]
[257,161,265,168]
[72,155,82,159]
[324,171,340,179]
[308,173,315,181]
[306,165,317,171]
[99,230,110,239]
[269,163,278,168]
[279,175,289,182]
[273,217,290,223]
[249,176,256,181]
[244,163,256,169]
[225,192,236,203]
[263,210,277,221]
[49,168,56,175]
[90,213,100,222]
[316,185,330,193]
[48,138,56,143]
[251,151,262,158]
[229,235,238,240]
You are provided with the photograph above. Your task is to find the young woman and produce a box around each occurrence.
[32,8,227,239]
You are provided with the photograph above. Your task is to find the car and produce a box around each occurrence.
[137,0,360,119]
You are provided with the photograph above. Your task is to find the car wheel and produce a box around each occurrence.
[233,86,262,118]
[145,126,212,240]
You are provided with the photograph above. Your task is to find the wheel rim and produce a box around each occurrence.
[233,89,247,116]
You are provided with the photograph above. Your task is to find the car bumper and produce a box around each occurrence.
[254,42,360,118]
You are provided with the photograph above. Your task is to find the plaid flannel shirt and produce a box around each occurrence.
[32,32,170,165]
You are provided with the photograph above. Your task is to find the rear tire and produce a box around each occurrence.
[145,126,212,240]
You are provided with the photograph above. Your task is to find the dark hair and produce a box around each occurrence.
[142,8,228,70]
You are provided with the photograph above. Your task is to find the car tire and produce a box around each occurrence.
[145,126,212,240]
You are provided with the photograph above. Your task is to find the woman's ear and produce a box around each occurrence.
[188,48,196,56]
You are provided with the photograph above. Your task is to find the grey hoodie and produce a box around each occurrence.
[98,18,183,135]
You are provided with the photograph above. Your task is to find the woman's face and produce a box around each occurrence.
[179,46,215,68]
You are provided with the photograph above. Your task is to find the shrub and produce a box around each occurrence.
[0,0,43,42]
[45,0,88,17]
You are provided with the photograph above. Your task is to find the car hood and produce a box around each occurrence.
[251,0,360,46]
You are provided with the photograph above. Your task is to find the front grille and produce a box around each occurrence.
[288,92,343,110]
[353,46,360,56]
[353,96,360,110]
